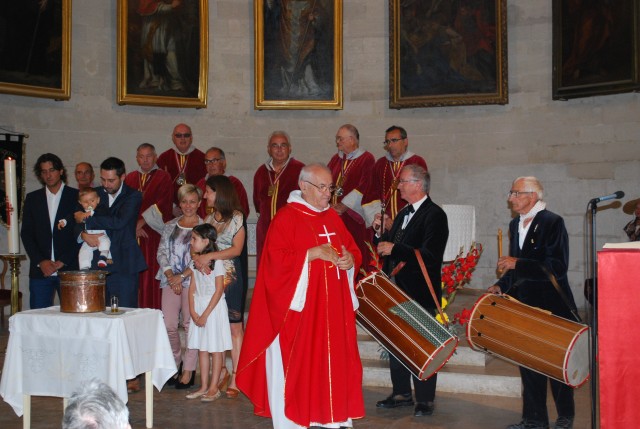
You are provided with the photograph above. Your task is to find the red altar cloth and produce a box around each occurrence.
[597,248,640,428]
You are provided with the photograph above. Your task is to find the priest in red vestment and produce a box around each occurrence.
[157,123,207,211]
[237,163,364,429]
[362,125,427,232]
[253,131,304,266]
[124,143,173,309]
[196,147,249,218]
[328,124,375,274]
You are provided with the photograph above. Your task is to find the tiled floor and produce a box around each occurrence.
[0,318,593,429]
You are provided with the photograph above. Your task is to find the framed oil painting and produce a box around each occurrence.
[117,0,208,108]
[254,0,343,110]
[0,134,26,227]
[552,0,640,100]
[0,0,71,100]
[390,0,508,109]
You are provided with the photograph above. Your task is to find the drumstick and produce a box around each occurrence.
[498,229,503,259]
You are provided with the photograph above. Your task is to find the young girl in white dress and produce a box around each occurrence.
[185,223,232,402]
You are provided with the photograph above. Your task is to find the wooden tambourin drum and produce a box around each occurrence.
[356,272,458,380]
[59,270,108,313]
[466,293,589,387]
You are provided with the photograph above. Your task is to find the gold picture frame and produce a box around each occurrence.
[390,0,508,109]
[117,0,208,108]
[552,0,640,100]
[254,0,343,110]
[0,0,71,100]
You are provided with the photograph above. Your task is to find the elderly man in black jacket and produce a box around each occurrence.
[372,164,448,418]
[488,176,577,429]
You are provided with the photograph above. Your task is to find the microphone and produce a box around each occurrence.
[589,191,625,204]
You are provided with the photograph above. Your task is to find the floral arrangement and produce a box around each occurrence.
[440,242,483,326]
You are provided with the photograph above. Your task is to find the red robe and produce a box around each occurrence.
[362,153,428,224]
[236,197,364,426]
[157,147,207,206]
[196,175,250,219]
[327,150,375,274]
[124,168,173,309]
[252,158,305,265]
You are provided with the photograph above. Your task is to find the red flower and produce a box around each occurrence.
[440,243,484,322]
[454,308,472,325]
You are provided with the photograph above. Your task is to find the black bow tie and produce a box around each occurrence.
[407,204,414,214]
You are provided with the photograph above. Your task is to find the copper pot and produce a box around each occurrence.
[59,270,108,313]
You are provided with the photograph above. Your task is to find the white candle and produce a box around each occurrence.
[5,158,20,253]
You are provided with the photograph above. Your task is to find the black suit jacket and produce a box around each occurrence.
[21,185,81,278]
[496,209,577,319]
[380,197,449,312]
[84,184,147,275]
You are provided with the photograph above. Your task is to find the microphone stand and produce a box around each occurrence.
[588,201,598,429]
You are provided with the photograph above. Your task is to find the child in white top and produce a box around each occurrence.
[58,188,111,269]
[185,223,232,402]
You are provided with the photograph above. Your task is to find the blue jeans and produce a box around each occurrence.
[29,277,61,309]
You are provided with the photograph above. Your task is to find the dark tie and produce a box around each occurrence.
[407,204,415,213]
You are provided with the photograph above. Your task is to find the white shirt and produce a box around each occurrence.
[402,195,427,229]
[46,183,65,267]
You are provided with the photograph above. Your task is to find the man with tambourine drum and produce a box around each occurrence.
[487,176,579,429]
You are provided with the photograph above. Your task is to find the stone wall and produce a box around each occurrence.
[1,1,638,309]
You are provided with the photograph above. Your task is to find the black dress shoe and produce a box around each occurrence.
[414,401,434,417]
[376,393,414,408]
[175,371,195,390]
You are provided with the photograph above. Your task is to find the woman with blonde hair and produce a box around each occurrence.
[157,184,203,389]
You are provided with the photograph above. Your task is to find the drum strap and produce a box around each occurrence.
[414,249,449,328]
[537,263,582,323]
[510,263,581,323]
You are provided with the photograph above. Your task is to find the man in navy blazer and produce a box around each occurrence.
[372,165,449,418]
[21,153,80,309]
[489,176,577,429]
[76,157,147,308]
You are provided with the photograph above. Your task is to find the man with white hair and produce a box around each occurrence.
[488,176,578,429]
[238,163,363,429]
[62,379,131,429]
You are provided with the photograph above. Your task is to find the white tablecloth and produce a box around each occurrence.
[0,307,176,417]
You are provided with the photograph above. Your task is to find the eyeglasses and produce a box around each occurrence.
[174,133,191,138]
[204,158,224,164]
[304,180,336,193]
[508,190,534,198]
[398,179,419,184]
[270,143,289,149]
[383,138,404,146]
[335,135,351,143]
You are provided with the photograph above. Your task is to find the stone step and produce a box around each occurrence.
[360,356,522,398]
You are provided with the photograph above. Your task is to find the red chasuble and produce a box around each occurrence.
[124,168,173,309]
[252,158,304,265]
[196,175,250,219]
[327,150,375,274]
[157,148,207,205]
[237,199,364,427]
[362,154,427,222]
